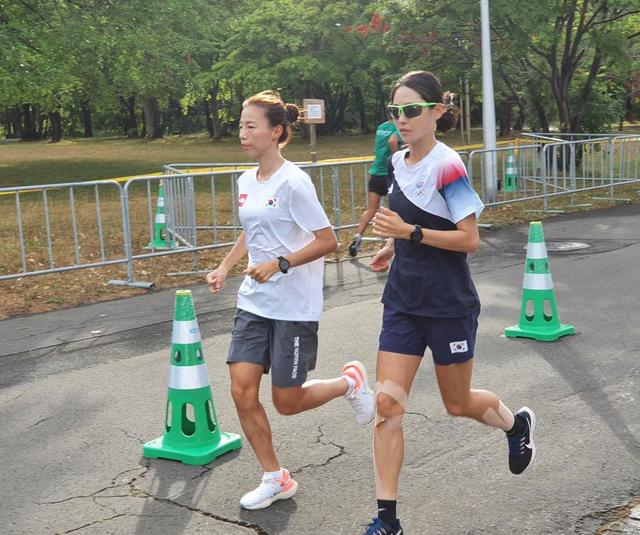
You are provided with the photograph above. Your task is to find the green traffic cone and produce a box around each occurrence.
[504,150,517,192]
[146,181,175,249]
[505,222,575,341]
[143,290,242,465]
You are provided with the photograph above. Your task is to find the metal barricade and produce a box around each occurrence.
[3,136,638,287]
[467,136,640,209]
[0,180,126,281]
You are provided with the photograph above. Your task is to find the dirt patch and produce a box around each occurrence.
[2,184,638,320]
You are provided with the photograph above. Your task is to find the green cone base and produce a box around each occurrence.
[505,322,575,341]
[145,239,175,250]
[143,431,242,465]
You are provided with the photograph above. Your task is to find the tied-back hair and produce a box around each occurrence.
[243,90,300,147]
[390,71,460,132]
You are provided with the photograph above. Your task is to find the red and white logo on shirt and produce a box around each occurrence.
[238,193,248,207]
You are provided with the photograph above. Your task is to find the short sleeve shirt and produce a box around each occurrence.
[382,142,484,317]
[236,161,332,321]
[369,122,403,176]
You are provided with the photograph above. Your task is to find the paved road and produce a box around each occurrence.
[1,204,639,534]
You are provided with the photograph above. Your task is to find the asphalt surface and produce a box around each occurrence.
[1,203,639,535]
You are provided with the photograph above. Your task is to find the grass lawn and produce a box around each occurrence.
[0,128,496,187]
[1,127,639,319]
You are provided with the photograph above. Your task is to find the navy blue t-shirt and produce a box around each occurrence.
[381,143,484,318]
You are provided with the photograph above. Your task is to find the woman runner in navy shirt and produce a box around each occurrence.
[361,71,536,535]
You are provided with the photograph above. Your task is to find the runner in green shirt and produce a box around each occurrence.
[348,120,404,257]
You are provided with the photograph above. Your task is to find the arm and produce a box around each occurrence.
[388,134,400,153]
[205,232,248,294]
[372,207,480,254]
[370,238,395,272]
[245,227,338,283]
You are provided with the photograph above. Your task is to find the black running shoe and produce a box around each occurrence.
[363,517,403,534]
[348,235,362,257]
[507,406,536,474]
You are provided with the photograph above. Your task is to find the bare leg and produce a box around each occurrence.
[374,351,422,500]
[229,362,280,472]
[434,359,515,431]
[272,377,348,415]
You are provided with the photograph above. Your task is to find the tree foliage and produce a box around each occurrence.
[0,0,638,141]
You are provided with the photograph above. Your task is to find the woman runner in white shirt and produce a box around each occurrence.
[206,91,374,511]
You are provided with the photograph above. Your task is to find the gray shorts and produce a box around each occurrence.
[226,308,318,388]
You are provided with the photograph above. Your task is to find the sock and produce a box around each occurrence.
[506,414,526,436]
[342,373,356,397]
[263,469,282,480]
[377,499,397,527]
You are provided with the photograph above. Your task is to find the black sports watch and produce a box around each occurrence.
[409,224,423,244]
[277,256,290,274]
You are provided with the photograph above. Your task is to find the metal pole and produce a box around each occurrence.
[480,0,498,201]
[459,77,465,145]
[464,76,471,145]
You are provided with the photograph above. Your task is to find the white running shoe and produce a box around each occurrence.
[343,360,375,425]
[239,468,298,510]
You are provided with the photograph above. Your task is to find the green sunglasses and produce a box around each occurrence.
[387,102,439,120]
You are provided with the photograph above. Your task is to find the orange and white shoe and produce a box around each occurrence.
[342,360,375,425]
[239,468,298,510]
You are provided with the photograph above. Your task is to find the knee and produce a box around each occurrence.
[230,384,258,414]
[272,394,300,416]
[443,399,468,417]
[376,392,404,419]
[273,398,300,416]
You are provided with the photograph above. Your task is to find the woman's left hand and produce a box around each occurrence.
[245,259,280,283]
[372,206,412,239]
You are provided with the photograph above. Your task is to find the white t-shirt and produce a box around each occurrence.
[235,160,332,321]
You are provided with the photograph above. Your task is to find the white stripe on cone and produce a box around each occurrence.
[157,198,165,207]
[172,319,202,345]
[526,242,548,259]
[155,213,165,224]
[523,273,554,290]
[169,363,209,389]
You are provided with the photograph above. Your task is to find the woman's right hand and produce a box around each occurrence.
[206,266,228,294]
[370,247,394,272]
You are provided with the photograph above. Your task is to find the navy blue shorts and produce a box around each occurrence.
[378,305,479,365]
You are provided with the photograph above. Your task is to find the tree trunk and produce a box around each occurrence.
[143,96,162,139]
[82,102,93,137]
[8,107,22,138]
[352,86,369,133]
[21,104,38,140]
[528,83,549,132]
[119,96,138,137]
[203,98,215,137]
[50,111,63,142]
[209,84,222,140]
[497,101,512,137]
[570,50,602,133]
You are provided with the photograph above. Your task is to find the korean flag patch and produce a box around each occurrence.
[449,340,468,354]
[265,196,279,208]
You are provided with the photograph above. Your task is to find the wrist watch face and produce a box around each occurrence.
[278,257,290,273]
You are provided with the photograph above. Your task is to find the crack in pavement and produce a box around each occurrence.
[119,427,145,445]
[61,513,127,534]
[36,463,268,534]
[29,416,52,429]
[127,465,269,534]
[290,424,347,475]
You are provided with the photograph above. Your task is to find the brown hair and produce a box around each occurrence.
[390,71,460,132]
[243,90,300,147]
